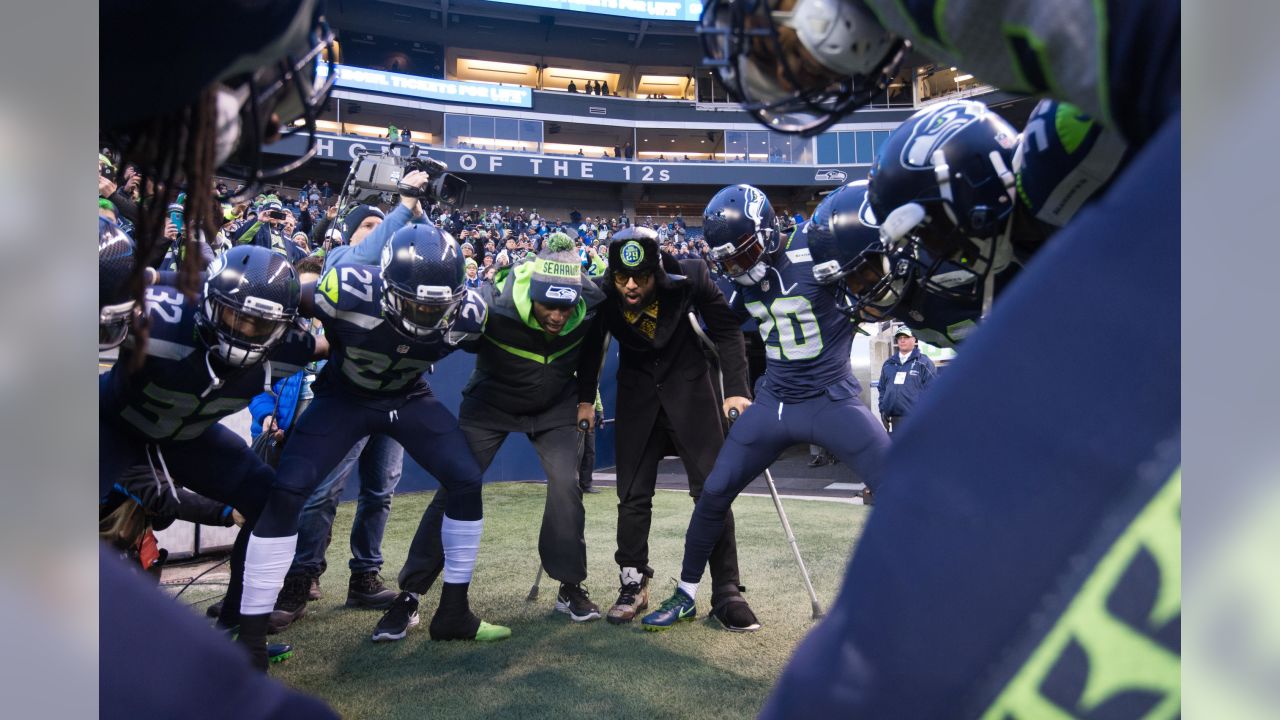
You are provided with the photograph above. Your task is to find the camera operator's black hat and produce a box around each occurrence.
[342,205,385,244]
[608,227,660,275]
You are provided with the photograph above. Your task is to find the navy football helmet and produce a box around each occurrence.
[99,218,137,350]
[808,180,914,323]
[867,100,1019,300]
[703,184,779,286]
[379,223,466,339]
[197,246,300,367]
[699,0,906,135]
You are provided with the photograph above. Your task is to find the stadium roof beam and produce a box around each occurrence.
[634,20,649,49]
[441,0,449,28]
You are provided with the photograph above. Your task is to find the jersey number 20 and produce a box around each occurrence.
[745,297,822,361]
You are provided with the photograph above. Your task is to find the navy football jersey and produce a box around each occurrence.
[311,263,486,405]
[731,229,859,401]
[101,286,315,442]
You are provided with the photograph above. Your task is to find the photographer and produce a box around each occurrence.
[229,198,307,263]
[323,170,432,271]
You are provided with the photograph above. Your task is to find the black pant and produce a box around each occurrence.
[615,407,740,593]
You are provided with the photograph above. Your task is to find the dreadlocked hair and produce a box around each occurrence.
[113,86,221,367]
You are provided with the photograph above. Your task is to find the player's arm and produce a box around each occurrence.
[691,261,751,401]
[326,170,433,270]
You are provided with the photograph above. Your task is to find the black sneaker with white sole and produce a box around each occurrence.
[710,593,761,633]
[371,592,419,642]
[555,583,601,622]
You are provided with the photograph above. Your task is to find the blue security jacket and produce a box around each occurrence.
[877,348,936,418]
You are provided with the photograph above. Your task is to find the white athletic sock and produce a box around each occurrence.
[441,516,484,585]
[241,533,298,615]
[621,567,644,586]
[407,592,420,601]
[677,581,699,599]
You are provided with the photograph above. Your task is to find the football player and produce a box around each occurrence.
[808,98,1125,347]
[726,1,1182,716]
[237,222,510,669]
[99,217,138,351]
[641,184,889,632]
[99,245,321,633]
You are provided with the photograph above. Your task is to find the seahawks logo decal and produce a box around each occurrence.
[902,101,985,168]
[743,186,766,229]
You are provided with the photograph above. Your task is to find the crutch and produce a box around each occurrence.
[526,567,544,601]
[689,313,823,619]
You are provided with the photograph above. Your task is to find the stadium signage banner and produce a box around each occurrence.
[480,0,702,22]
[268,134,860,186]
[317,64,532,108]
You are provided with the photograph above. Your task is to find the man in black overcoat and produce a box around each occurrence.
[581,227,759,630]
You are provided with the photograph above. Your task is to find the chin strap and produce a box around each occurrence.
[199,350,225,399]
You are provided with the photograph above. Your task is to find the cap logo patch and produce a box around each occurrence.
[621,241,644,267]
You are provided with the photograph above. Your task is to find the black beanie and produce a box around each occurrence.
[342,205,386,244]
[608,227,660,274]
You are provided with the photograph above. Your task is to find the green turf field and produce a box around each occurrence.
[198,483,867,719]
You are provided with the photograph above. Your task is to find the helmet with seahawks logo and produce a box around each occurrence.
[808,180,915,323]
[867,100,1019,300]
[379,223,466,339]
[197,245,300,367]
[703,184,779,286]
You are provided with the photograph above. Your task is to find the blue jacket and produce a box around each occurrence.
[877,348,936,418]
[248,371,305,439]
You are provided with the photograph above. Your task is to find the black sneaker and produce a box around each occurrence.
[555,583,601,622]
[581,486,601,494]
[371,592,419,642]
[859,486,875,506]
[308,576,322,601]
[807,455,829,468]
[710,593,761,633]
[206,599,223,618]
[347,571,398,609]
[268,574,311,634]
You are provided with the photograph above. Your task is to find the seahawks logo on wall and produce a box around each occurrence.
[902,101,986,168]
[620,241,644,267]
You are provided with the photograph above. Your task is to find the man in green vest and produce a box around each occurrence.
[379,233,610,634]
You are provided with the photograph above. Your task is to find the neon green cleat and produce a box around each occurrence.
[474,620,512,642]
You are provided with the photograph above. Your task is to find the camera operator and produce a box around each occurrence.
[325,170,433,269]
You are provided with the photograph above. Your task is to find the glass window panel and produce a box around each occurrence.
[816,133,839,164]
[837,132,855,164]
[519,120,542,153]
[725,130,747,161]
[873,131,891,162]
[769,131,793,164]
[495,117,519,141]
[750,131,769,163]
[444,114,469,149]
[855,131,874,164]
[469,116,495,148]
[792,136,814,164]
